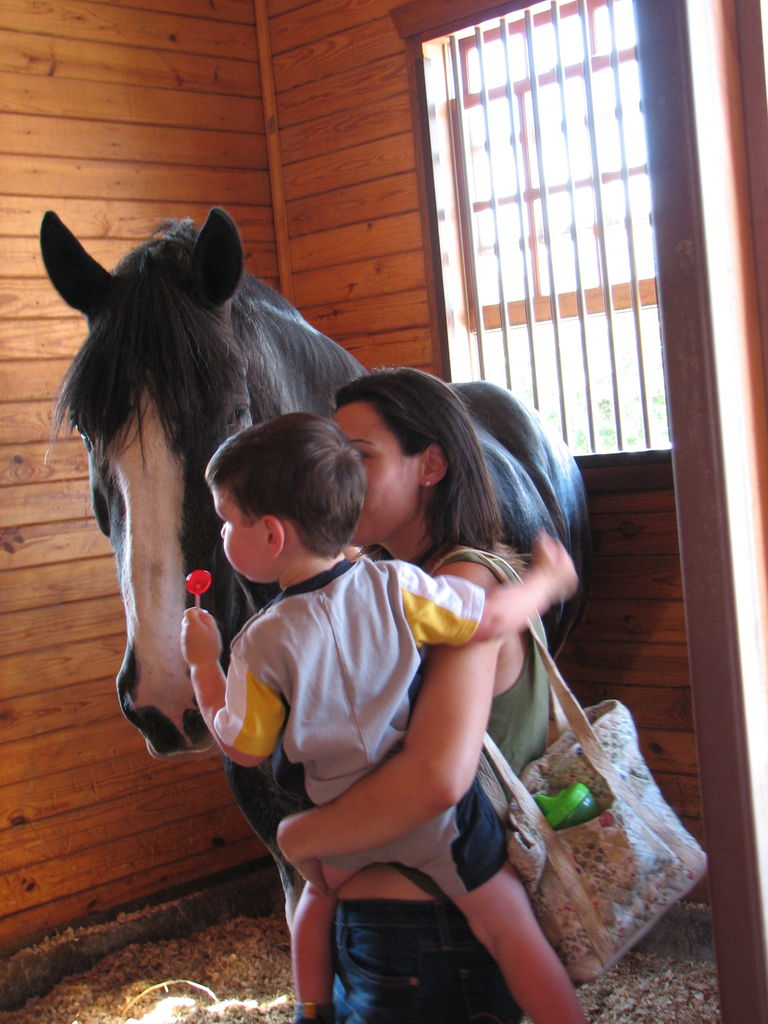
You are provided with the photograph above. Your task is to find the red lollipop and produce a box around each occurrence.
[186,569,212,608]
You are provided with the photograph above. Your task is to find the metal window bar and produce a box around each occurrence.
[552,1,597,451]
[524,7,569,441]
[449,34,487,380]
[606,0,651,446]
[476,25,514,390]
[500,19,541,409]
[576,0,623,449]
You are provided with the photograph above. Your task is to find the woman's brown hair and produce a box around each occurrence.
[335,367,504,565]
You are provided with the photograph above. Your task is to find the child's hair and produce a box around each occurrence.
[206,412,366,557]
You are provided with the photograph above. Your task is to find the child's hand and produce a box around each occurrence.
[180,607,222,668]
[529,531,578,604]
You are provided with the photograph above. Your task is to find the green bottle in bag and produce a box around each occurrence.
[534,782,599,829]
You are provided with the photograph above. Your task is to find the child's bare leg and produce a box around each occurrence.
[453,862,587,1024]
[291,864,354,1024]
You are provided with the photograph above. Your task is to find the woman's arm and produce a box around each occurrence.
[277,560,524,867]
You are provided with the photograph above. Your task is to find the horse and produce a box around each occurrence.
[40,206,590,915]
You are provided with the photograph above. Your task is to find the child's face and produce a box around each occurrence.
[213,485,278,583]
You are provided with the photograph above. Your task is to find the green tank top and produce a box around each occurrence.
[434,547,549,775]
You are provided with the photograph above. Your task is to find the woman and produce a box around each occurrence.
[278,367,554,1024]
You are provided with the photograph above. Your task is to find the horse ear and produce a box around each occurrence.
[191,207,243,307]
[40,211,112,316]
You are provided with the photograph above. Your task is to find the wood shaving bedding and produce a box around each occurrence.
[0,913,720,1024]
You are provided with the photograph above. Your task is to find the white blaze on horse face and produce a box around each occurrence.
[111,402,209,755]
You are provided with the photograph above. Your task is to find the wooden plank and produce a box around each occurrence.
[282,133,416,201]
[269,0,395,54]
[0,112,266,170]
[271,19,400,91]
[390,0,514,42]
[560,679,694,731]
[589,509,681,556]
[2,713,154,789]
[291,211,423,273]
[0,359,72,402]
[0,197,276,243]
[557,638,691,687]
[278,52,408,128]
[2,633,125,698]
[0,770,245,873]
[346,329,435,370]
[578,455,674,494]
[0,28,260,96]
[2,675,124,744]
[0,400,58,445]
[280,89,413,165]
[72,0,256,23]
[0,478,95,528]
[0,317,82,359]
[294,251,427,308]
[0,520,109,571]
[635,726,700,778]
[586,488,677,515]
[3,746,224,826]
[0,440,87,488]
[1,803,260,908]
[287,171,419,237]
[0,278,86,319]
[2,439,85,486]
[579,554,683,600]
[653,771,704,821]
[0,836,268,954]
[0,805,266,931]
[306,288,431,342]
[0,154,270,205]
[560,597,687,644]
[0,3,259,61]
[2,595,124,658]
[0,73,264,134]
[1,556,117,614]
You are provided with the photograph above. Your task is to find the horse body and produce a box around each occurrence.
[41,207,589,911]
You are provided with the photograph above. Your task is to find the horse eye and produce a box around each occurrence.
[231,406,250,429]
[79,431,93,453]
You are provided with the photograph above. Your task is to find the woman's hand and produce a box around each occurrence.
[278,812,331,891]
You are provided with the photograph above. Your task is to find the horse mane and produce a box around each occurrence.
[53,218,247,453]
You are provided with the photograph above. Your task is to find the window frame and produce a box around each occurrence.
[393,0,667,463]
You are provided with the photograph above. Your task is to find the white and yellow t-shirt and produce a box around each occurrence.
[213,557,485,806]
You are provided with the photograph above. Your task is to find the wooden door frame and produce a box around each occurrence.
[637,0,768,1019]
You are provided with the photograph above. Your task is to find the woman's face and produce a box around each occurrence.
[334,401,435,560]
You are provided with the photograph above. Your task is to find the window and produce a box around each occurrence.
[423,0,669,454]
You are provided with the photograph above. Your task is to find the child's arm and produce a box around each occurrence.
[472,532,577,643]
[181,608,266,767]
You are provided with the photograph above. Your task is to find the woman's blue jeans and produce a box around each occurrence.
[333,899,522,1024]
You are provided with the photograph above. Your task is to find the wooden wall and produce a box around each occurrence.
[1,0,705,957]
[558,460,704,851]
[0,0,280,955]
[268,0,434,370]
